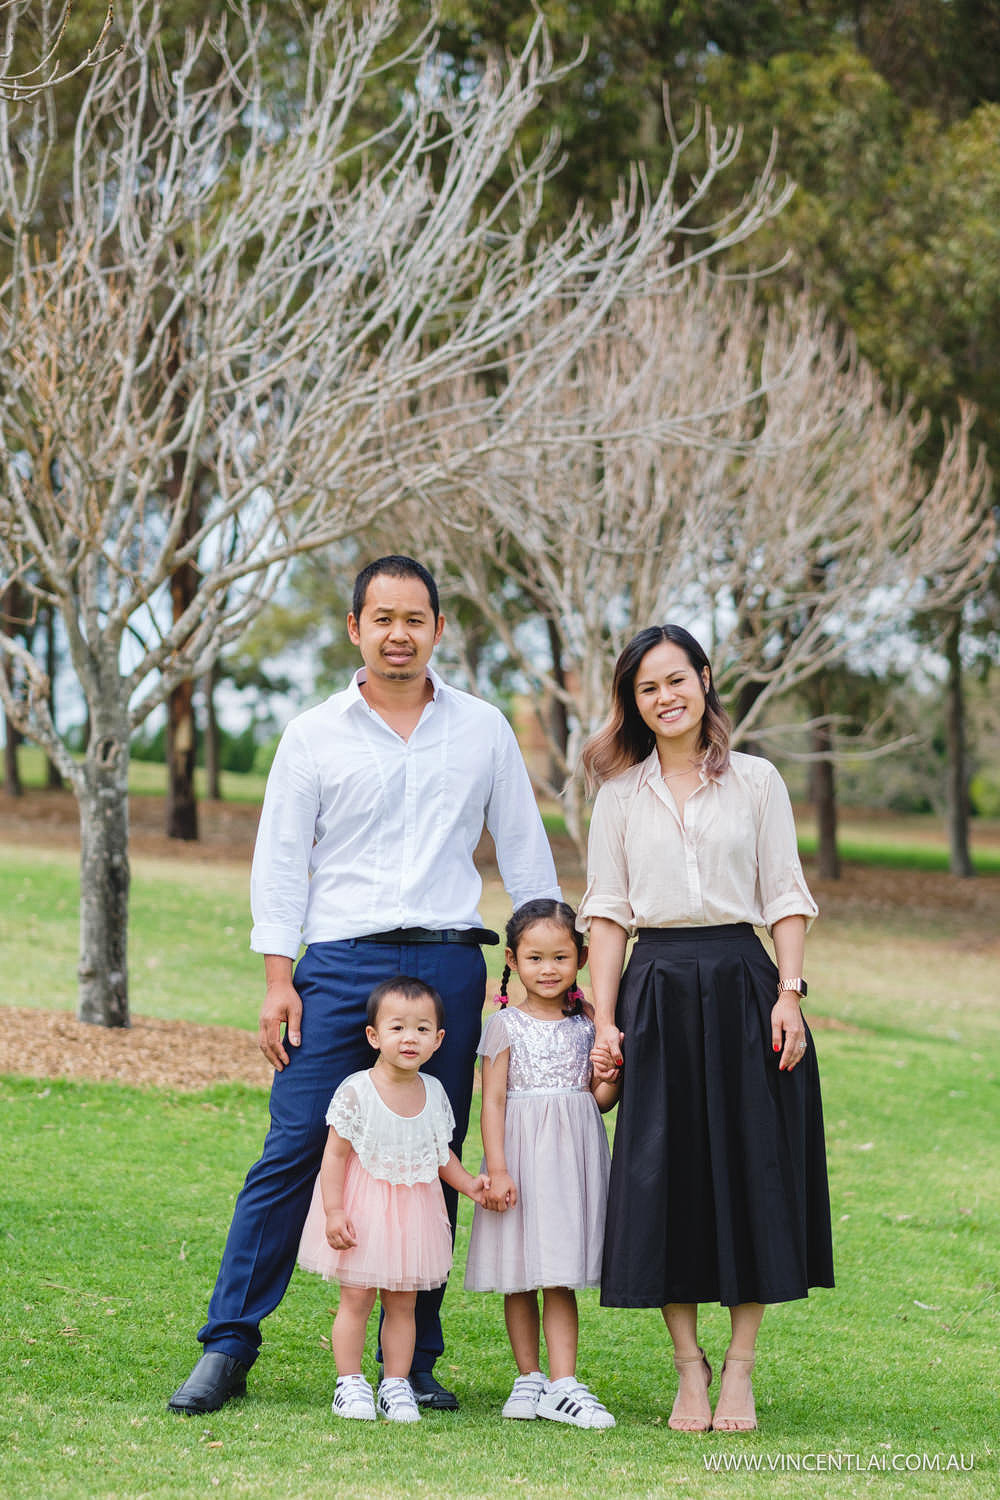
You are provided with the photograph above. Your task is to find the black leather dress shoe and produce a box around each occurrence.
[168,1352,249,1414]
[408,1369,459,1409]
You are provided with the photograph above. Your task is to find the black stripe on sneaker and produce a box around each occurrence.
[555,1396,582,1417]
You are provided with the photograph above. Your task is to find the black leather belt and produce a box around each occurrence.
[355,926,500,946]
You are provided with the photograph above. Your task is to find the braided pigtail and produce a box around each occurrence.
[562,984,585,1018]
[494,963,512,1008]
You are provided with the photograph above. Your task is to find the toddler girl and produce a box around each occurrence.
[464,899,620,1428]
[298,976,488,1422]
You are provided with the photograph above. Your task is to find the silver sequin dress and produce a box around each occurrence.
[464,1006,611,1293]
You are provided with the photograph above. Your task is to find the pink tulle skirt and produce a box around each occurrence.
[297,1155,453,1292]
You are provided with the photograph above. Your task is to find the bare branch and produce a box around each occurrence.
[366,277,994,850]
[0,1,114,102]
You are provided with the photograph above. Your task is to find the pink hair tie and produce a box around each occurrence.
[493,993,508,1008]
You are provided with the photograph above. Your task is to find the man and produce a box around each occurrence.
[169,556,559,1414]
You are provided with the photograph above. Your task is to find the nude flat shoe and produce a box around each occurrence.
[668,1347,713,1432]
[712,1355,757,1432]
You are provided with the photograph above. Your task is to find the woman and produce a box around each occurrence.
[580,625,833,1432]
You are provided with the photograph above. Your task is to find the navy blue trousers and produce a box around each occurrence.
[198,938,487,1370]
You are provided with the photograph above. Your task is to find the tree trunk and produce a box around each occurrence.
[164,478,201,838]
[202,667,221,801]
[545,614,569,790]
[165,672,199,839]
[3,716,21,796]
[810,721,841,880]
[943,613,973,878]
[734,677,767,757]
[2,582,24,797]
[44,605,63,790]
[77,720,131,1027]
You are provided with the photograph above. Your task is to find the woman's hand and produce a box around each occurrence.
[586,918,627,1071]
[591,1021,625,1073]
[771,992,807,1072]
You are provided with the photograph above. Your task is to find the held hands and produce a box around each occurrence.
[324,1208,357,1251]
[484,1169,517,1213]
[258,978,303,1071]
[772,992,807,1072]
[466,1173,491,1207]
[442,1152,492,1206]
[590,1021,624,1081]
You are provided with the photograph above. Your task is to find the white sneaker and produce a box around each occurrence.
[502,1371,546,1419]
[536,1378,616,1429]
[332,1374,376,1420]
[377,1376,421,1423]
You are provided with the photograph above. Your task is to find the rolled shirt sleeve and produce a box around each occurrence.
[754,762,818,933]
[577,780,636,935]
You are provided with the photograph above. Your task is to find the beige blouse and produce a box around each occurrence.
[577,750,817,936]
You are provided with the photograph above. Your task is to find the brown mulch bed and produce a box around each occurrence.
[0,1006,272,1091]
[2,787,997,1090]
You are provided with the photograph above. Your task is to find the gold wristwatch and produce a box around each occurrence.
[777,977,807,998]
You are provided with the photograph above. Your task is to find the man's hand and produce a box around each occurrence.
[258,976,302,1071]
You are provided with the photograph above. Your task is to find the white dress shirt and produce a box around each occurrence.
[578,750,817,936]
[250,668,560,957]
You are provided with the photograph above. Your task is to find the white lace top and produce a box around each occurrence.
[326,1069,455,1187]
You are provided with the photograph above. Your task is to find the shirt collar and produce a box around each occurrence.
[637,748,661,788]
[339,665,444,714]
[638,747,714,787]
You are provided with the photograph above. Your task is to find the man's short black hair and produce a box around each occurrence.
[352,556,440,621]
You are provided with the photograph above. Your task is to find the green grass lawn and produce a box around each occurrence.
[1,1026,996,1500]
[2,839,998,1497]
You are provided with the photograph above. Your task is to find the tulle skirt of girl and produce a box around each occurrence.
[298,1155,453,1292]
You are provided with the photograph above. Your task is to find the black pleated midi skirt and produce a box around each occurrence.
[600,924,834,1309]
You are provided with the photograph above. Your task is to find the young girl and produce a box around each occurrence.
[464,900,620,1428]
[298,976,488,1423]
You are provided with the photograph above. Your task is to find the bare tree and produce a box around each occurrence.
[0,0,113,103]
[0,2,793,1024]
[376,277,994,850]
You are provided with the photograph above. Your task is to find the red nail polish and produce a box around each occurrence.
[773,1043,780,1052]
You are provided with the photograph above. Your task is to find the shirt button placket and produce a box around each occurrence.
[684,800,703,920]
[400,745,417,917]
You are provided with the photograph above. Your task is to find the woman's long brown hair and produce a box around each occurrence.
[582,625,731,789]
